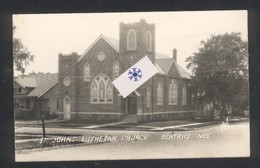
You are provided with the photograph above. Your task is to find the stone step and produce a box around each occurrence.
[121,115,137,123]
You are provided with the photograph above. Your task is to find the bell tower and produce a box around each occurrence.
[119,19,155,71]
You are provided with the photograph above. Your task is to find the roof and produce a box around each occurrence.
[14,77,37,88]
[155,63,166,75]
[154,53,190,79]
[15,73,58,98]
[156,52,170,59]
[176,64,191,79]
[104,36,119,51]
[78,34,119,62]
[78,35,190,79]
[155,58,173,74]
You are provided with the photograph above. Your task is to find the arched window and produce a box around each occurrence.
[191,94,195,106]
[99,79,106,102]
[169,80,177,105]
[146,87,151,108]
[91,74,113,104]
[84,62,90,81]
[113,61,120,79]
[64,96,70,105]
[106,83,113,102]
[92,82,98,102]
[127,29,136,50]
[182,85,187,105]
[157,81,163,105]
[146,31,152,51]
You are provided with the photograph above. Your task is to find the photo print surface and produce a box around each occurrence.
[13,11,249,161]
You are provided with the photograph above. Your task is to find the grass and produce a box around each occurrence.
[140,120,194,127]
[15,139,84,151]
[15,135,84,151]
[50,119,116,125]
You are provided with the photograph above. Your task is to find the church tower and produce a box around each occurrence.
[119,19,155,71]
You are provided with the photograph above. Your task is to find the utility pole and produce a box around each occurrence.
[41,114,46,138]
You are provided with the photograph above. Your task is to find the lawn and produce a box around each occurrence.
[140,120,194,127]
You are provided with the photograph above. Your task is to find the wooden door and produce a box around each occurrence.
[127,97,137,115]
[63,96,71,120]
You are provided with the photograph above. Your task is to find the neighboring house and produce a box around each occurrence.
[14,73,58,119]
[58,19,198,122]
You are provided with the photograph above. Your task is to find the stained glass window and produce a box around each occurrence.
[157,81,163,105]
[84,63,90,81]
[91,74,113,104]
[182,85,187,105]
[147,87,151,108]
[113,61,120,80]
[169,80,177,105]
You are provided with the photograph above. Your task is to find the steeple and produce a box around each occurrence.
[119,20,155,71]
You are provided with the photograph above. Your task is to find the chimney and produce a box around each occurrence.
[140,19,146,23]
[173,48,177,62]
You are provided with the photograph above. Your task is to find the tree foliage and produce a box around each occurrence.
[13,26,35,74]
[186,32,248,118]
[29,71,45,75]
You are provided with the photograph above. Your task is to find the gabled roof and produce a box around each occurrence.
[155,63,166,75]
[176,64,191,79]
[78,34,119,62]
[15,73,58,98]
[155,58,173,74]
[156,52,170,59]
[104,36,119,51]
[77,35,190,79]
[155,53,190,79]
[14,77,37,88]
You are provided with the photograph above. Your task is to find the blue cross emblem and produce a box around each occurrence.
[128,68,142,82]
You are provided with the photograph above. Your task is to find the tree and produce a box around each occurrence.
[13,26,35,74]
[186,32,248,120]
[29,71,45,75]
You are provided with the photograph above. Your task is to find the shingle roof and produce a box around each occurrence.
[28,73,58,97]
[176,64,191,79]
[156,52,170,59]
[78,34,119,62]
[16,73,58,97]
[155,63,166,75]
[14,77,37,88]
[155,58,173,74]
[103,35,119,51]
[78,35,190,79]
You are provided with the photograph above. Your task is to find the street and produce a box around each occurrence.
[15,121,249,161]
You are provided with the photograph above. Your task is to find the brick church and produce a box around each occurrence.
[58,20,198,122]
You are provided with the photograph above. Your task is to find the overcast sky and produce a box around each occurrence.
[13,11,247,76]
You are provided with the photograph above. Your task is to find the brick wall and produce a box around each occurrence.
[77,38,121,114]
[58,53,79,118]
[120,19,156,71]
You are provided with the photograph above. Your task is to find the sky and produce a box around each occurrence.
[13,11,248,76]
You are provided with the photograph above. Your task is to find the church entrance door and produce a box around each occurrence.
[63,96,71,120]
[127,97,137,115]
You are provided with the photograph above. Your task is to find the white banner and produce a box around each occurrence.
[112,56,158,98]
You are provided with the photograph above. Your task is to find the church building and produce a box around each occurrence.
[58,20,198,122]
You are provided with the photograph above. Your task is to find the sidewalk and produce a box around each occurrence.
[15,119,67,125]
[15,117,249,135]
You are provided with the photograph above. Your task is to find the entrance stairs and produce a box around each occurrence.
[121,115,137,124]
[82,115,137,129]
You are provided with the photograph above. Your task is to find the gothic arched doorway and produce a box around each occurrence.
[63,96,71,120]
